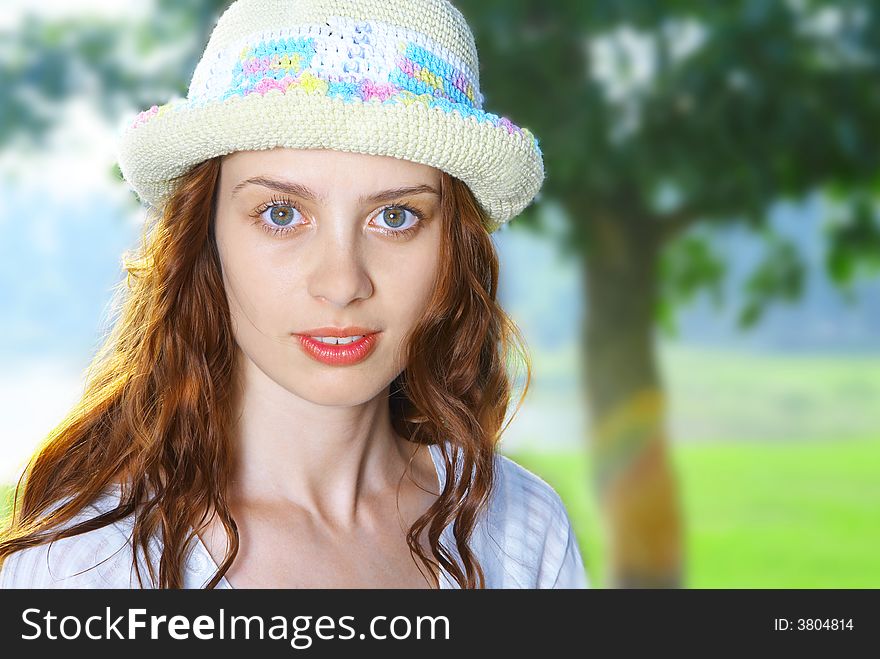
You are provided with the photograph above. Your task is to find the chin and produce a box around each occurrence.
[300,391,384,409]
[285,373,389,408]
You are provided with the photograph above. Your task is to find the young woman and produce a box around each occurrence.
[0,0,588,589]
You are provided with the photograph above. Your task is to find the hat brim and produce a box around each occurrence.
[116,90,544,232]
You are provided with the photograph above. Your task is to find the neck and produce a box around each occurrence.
[227,350,420,527]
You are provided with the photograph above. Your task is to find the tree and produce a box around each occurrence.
[3,0,879,588]
[454,0,880,587]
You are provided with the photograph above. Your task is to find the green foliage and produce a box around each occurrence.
[458,0,880,216]
[657,234,727,334]
[455,0,880,320]
[738,232,806,327]
[825,192,880,286]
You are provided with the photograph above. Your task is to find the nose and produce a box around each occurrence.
[305,218,374,308]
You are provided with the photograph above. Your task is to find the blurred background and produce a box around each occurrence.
[1,0,878,588]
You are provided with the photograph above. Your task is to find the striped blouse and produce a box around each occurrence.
[1,442,589,589]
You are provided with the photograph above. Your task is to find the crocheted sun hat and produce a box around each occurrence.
[115,0,544,233]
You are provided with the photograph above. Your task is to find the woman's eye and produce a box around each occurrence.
[374,206,420,232]
[251,201,423,239]
[260,204,303,228]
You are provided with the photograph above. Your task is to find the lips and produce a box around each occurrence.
[296,332,380,366]
[297,326,378,338]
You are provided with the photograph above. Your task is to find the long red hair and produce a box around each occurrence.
[0,156,531,588]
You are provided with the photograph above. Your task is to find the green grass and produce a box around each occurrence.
[510,437,880,589]
[526,343,880,442]
[5,438,878,588]
[1,484,14,527]
[659,346,880,441]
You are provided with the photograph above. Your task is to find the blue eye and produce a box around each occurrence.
[262,204,302,227]
[251,197,305,237]
[374,205,422,234]
[251,198,426,240]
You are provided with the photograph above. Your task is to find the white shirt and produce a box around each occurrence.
[1,442,589,588]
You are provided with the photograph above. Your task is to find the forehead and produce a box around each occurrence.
[219,148,440,194]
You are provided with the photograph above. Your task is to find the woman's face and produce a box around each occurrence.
[213,148,443,406]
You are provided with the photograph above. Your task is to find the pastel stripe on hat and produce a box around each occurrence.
[131,17,532,142]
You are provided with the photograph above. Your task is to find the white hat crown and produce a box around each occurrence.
[118,0,544,231]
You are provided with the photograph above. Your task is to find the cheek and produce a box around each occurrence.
[217,227,298,330]
[380,241,442,323]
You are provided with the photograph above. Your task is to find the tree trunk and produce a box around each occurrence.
[580,212,685,588]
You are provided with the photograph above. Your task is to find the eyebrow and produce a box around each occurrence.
[231,176,440,204]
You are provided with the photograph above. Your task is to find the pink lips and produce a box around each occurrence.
[297,333,380,366]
